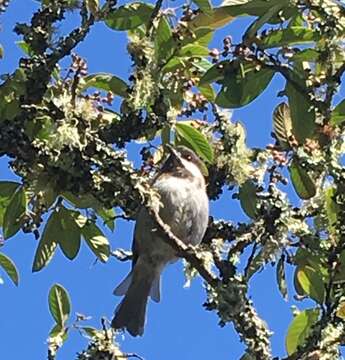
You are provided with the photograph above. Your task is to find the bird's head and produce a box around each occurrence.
[160,145,206,186]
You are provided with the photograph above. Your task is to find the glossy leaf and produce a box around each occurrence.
[58,207,82,260]
[325,187,340,238]
[97,207,116,232]
[273,102,293,149]
[48,284,71,326]
[82,73,128,97]
[198,83,216,102]
[175,122,214,164]
[32,211,59,272]
[216,63,274,108]
[155,17,174,63]
[331,99,345,126]
[199,61,228,85]
[0,181,20,227]
[243,3,284,41]
[239,180,258,219]
[178,44,210,57]
[289,159,316,200]
[190,7,235,29]
[105,2,153,31]
[82,221,110,262]
[3,187,27,240]
[259,27,318,49]
[276,255,288,300]
[296,266,325,304]
[0,252,19,286]
[286,82,315,142]
[193,0,212,14]
[286,309,319,355]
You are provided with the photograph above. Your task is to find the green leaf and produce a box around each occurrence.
[286,309,319,355]
[289,159,316,200]
[0,253,19,286]
[192,0,212,14]
[48,284,71,326]
[221,0,291,18]
[175,122,214,164]
[286,82,315,143]
[3,187,27,240]
[82,73,128,97]
[199,60,228,85]
[259,27,318,49]
[198,83,216,102]
[97,207,116,232]
[178,44,210,57]
[273,102,293,149]
[296,266,325,304]
[105,2,153,31]
[155,17,174,63]
[239,180,258,219]
[331,99,345,126]
[32,211,59,272]
[291,49,319,62]
[62,192,98,209]
[325,187,340,238]
[216,62,274,108]
[0,181,20,227]
[276,255,288,300]
[58,207,82,260]
[81,222,110,262]
[190,7,235,29]
[243,3,284,41]
[16,41,32,55]
[82,326,99,338]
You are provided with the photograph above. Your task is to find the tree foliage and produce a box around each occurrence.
[1,0,345,359]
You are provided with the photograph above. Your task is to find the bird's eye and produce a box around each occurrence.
[186,155,192,161]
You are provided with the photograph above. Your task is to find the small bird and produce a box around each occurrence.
[111,145,209,336]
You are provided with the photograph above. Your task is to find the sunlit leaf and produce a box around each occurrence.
[175,122,214,164]
[155,16,174,63]
[216,62,274,108]
[286,81,315,143]
[81,222,110,262]
[178,44,210,57]
[97,207,116,232]
[296,266,325,304]
[286,309,319,355]
[276,255,287,300]
[190,7,235,29]
[48,284,71,326]
[32,211,59,272]
[3,187,27,240]
[259,27,318,49]
[273,102,293,149]
[82,73,128,97]
[192,0,212,14]
[0,252,19,286]
[289,159,316,200]
[105,2,153,31]
[331,99,345,126]
[0,181,20,227]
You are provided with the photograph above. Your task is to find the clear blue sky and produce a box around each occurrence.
[0,1,327,359]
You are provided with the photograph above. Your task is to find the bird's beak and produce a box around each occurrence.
[164,144,184,167]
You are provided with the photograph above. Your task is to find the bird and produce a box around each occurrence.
[111,145,209,336]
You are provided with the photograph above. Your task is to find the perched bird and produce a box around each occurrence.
[111,145,209,336]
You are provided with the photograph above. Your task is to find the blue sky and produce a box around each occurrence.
[0,1,330,359]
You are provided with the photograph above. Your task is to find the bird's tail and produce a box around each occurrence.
[111,257,158,336]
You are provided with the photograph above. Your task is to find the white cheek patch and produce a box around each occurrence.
[181,158,203,179]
